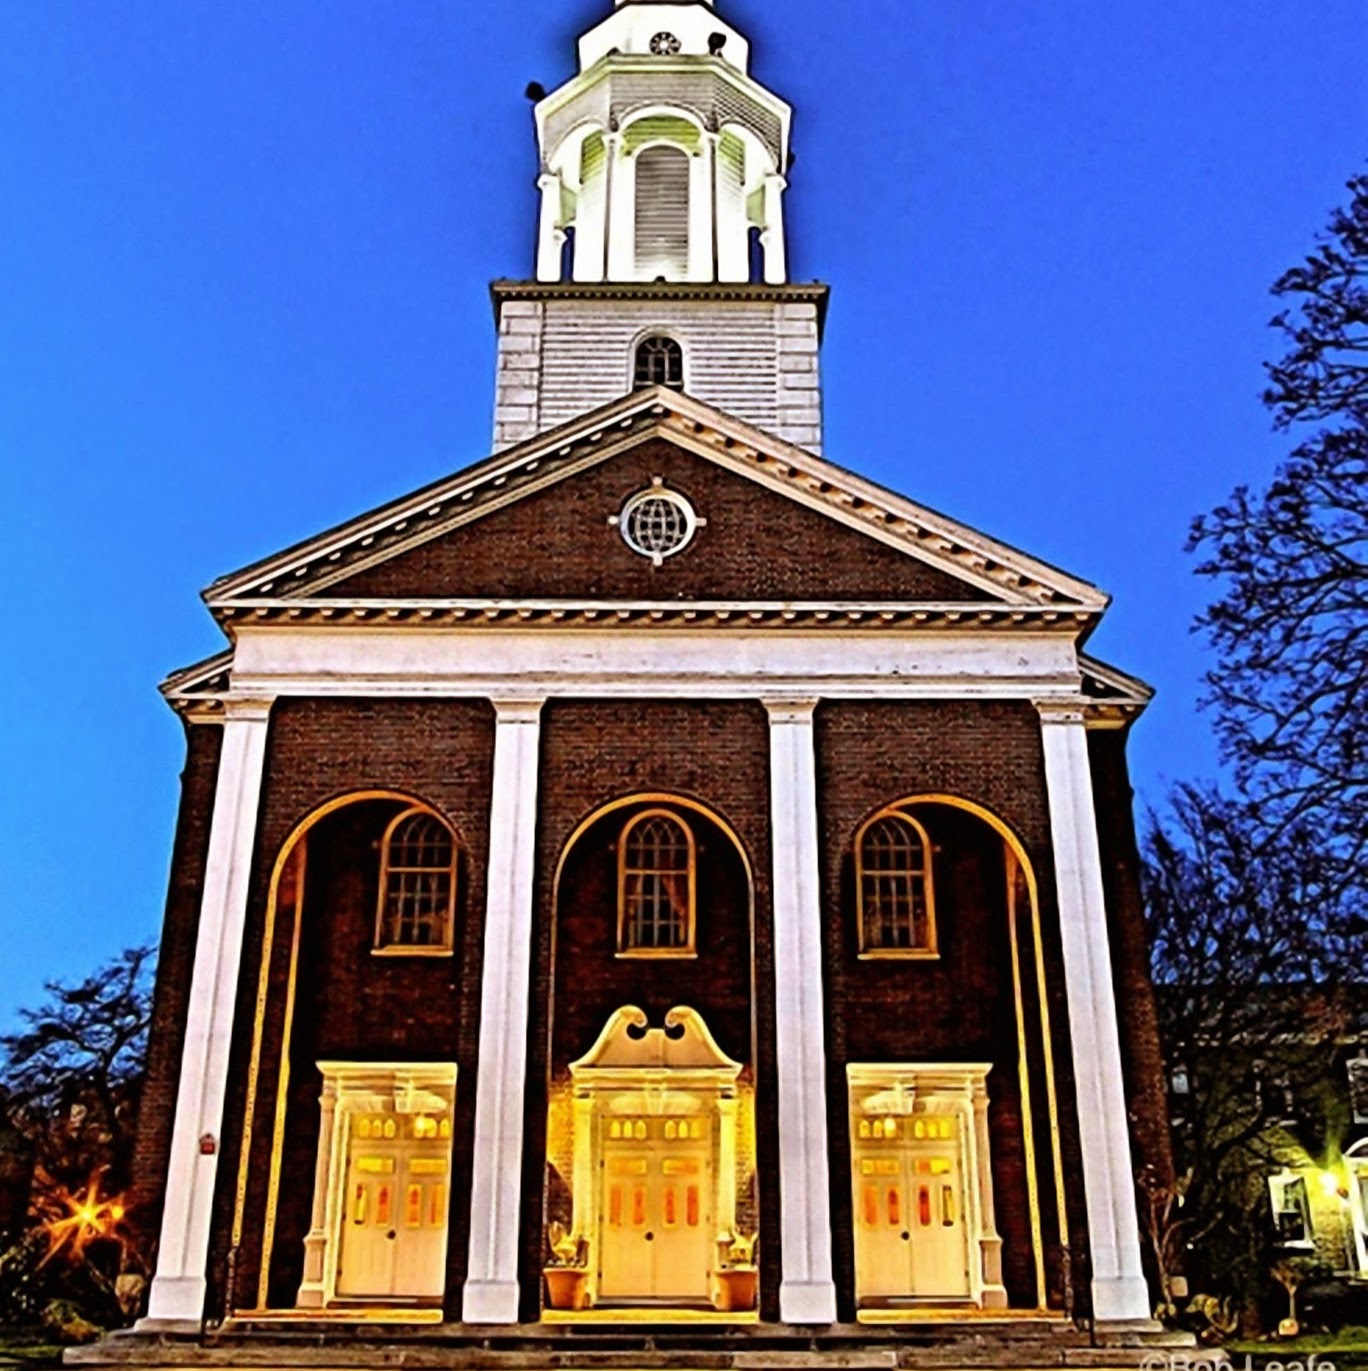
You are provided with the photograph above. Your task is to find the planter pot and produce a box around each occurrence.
[544,1267,591,1311]
[715,1267,759,1313]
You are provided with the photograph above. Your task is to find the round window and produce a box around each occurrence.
[620,488,697,562]
[649,31,682,55]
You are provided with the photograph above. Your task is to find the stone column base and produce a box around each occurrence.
[462,1279,522,1325]
[779,1279,838,1325]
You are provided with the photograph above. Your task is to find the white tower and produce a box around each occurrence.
[492,0,828,452]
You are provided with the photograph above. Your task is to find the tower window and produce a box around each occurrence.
[856,812,937,957]
[634,335,684,391]
[376,808,457,952]
[618,810,696,956]
[649,32,682,56]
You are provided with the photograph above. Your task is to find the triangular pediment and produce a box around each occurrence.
[204,390,1107,621]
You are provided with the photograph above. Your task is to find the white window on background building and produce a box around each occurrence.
[1347,1056,1368,1125]
[1268,1170,1314,1248]
[1347,1142,1368,1276]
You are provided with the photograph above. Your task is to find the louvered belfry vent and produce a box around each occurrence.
[635,145,691,280]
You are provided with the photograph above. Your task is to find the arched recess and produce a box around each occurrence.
[542,793,761,1316]
[228,790,464,1315]
[840,794,1068,1314]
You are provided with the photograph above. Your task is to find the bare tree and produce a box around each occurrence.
[1189,173,1367,909]
[1143,786,1353,1319]
[1,946,155,1194]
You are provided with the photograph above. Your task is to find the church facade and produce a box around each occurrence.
[131,0,1171,1343]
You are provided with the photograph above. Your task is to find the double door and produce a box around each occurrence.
[598,1114,714,1304]
[336,1110,451,1301]
[853,1113,970,1302]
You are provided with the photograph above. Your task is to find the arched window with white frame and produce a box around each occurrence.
[375,808,457,953]
[633,334,684,392]
[856,811,937,957]
[618,809,696,956]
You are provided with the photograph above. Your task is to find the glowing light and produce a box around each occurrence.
[1320,1170,1345,1199]
[36,1173,130,1268]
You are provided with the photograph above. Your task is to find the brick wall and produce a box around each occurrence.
[205,699,495,1322]
[131,721,223,1235]
[158,692,1165,1325]
[1089,730,1174,1190]
[520,699,780,1320]
[331,439,984,603]
[814,700,1092,1317]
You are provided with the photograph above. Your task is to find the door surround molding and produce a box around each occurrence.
[563,1007,746,1312]
[296,1061,458,1311]
[847,1063,1006,1311]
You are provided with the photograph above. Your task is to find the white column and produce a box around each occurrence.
[463,699,545,1325]
[606,136,635,281]
[689,135,717,282]
[1038,702,1151,1324]
[764,699,838,1325]
[536,172,566,283]
[761,172,788,285]
[144,699,273,1325]
[295,1075,340,1309]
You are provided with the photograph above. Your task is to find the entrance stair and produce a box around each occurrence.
[69,1318,1198,1370]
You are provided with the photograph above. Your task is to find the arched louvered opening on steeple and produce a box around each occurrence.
[634,144,691,281]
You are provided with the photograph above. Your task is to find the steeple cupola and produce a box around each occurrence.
[492,0,825,456]
[532,0,792,285]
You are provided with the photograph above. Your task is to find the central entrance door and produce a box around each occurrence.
[561,1007,750,1315]
[598,1114,714,1303]
[336,1108,451,1302]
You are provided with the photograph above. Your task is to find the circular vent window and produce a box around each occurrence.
[620,488,697,563]
[650,31,682,55]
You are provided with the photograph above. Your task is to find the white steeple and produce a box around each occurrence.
[492,0,825,456]
[532,0,792,285]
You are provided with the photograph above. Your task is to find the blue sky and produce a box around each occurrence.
[0,0,1364,1026]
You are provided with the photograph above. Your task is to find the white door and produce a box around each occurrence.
[853,1112,971,1304]
[336,1110,451,1302]
[598,1114,714,1304]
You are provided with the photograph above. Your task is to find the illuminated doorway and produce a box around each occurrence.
[848,1064,1006,1310]
[296,1063,456,1309]
[554,1007,753,1312]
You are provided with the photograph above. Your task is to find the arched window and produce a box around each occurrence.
[618,810,696,956]
[376,808,457,952]
[856,812,937,957]
[633,335,684,392]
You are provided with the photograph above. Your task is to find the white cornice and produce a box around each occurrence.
[218,625,1085,704]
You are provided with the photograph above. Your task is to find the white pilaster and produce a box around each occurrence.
[764,698,838,1325]
[536,172,566,283]
[463,699,545,1325]
[1038,702,1151,1324]
[145,699,273,1325]
[295,1074,340,1309]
